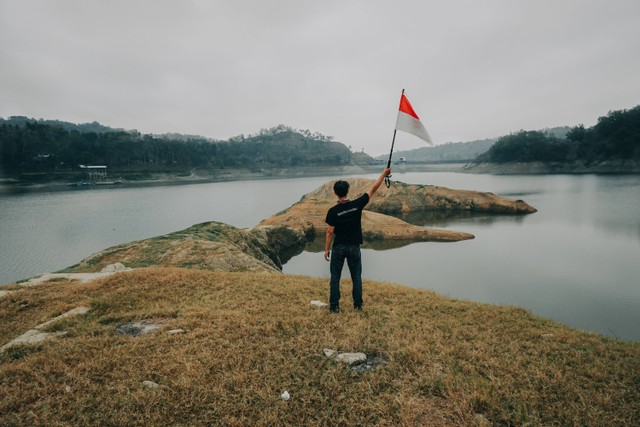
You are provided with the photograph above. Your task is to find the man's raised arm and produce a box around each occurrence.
[367,167,392,198]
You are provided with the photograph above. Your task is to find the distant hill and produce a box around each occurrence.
[378,127,572,163]
[379,138,497,163]
[0,116,125,134]
[477,107,640,164]
[0,119,372,177]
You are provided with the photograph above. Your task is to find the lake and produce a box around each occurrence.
[1,172,639,340]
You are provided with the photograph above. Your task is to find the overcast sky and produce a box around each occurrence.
[2,1,639,156]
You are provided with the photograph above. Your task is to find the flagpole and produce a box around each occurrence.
[385,89,404,187]
[386,128,398,169]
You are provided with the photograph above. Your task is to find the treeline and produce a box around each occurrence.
[479,106,640,163]
[0,116,123,134]
[0,120,358,175]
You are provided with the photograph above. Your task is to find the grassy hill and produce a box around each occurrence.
[1,268,639,426]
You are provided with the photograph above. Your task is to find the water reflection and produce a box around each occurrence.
[397,210,528,228]
[304,209,529,252]
[304,236,425,252]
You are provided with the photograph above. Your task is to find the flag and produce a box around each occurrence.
[395,92,433,145]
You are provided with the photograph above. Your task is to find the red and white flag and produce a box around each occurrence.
[395,92,433,145]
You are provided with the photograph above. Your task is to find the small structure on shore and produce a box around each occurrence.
[79,165,107,181]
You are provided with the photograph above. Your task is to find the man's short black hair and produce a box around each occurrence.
[333,180,349,198]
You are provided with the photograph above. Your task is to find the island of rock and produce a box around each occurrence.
[61,178,535,276]
[259,178,536,244]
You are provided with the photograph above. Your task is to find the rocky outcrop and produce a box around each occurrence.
[259,178,536,243]
[64,222,307,274]
[60,178,535,275]
[362,180,537,215]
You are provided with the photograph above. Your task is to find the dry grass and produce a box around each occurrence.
[1,268,639,426]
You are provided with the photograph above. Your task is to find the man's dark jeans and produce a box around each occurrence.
[329,244,363,309]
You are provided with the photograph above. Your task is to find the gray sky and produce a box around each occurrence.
[2,1,639,156]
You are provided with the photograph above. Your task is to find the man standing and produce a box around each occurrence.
[324,167,391,313]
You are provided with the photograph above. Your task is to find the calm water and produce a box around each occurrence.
[1,173,639,340]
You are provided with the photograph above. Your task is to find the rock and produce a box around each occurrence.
[64,385,72,393]
[1,306,90,353]
[474,413,490,426]
[335,352,367,366]
[68,222,306,275]
[259,179,480,244]
[0,290,14,298]
[24,270,133,286]
[323,348,338,359]
[280,390,290,401]
[1,330,68,352]
[116,321,161,336]
[101,262,131,273]
[35,306,90,330]
[167,329,186,335]
[366,181,537,215]
[350,355,389,373]
[25,273,97,286]
[260,178,536,245]
[310,300,328,308]
[323,348,388,372]
[247,225,307,268]
[141,380,159,389]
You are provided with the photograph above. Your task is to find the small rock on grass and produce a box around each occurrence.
[100,263,131,273]
[335,352,367,366]
[116,321,161,336]
[323,348,388,371]
[141,380,159,389]
[474,413,490,426]
[323,348,366,366]
[323,348,338,359]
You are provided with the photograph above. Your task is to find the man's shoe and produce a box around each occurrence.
[354,306,362,311]
[330,307,340,314]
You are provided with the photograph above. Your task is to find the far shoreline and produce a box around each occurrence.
[0,164,467,195]
[2,160,639,195]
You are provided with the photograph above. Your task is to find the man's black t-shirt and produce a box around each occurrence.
[325,193,370,246]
